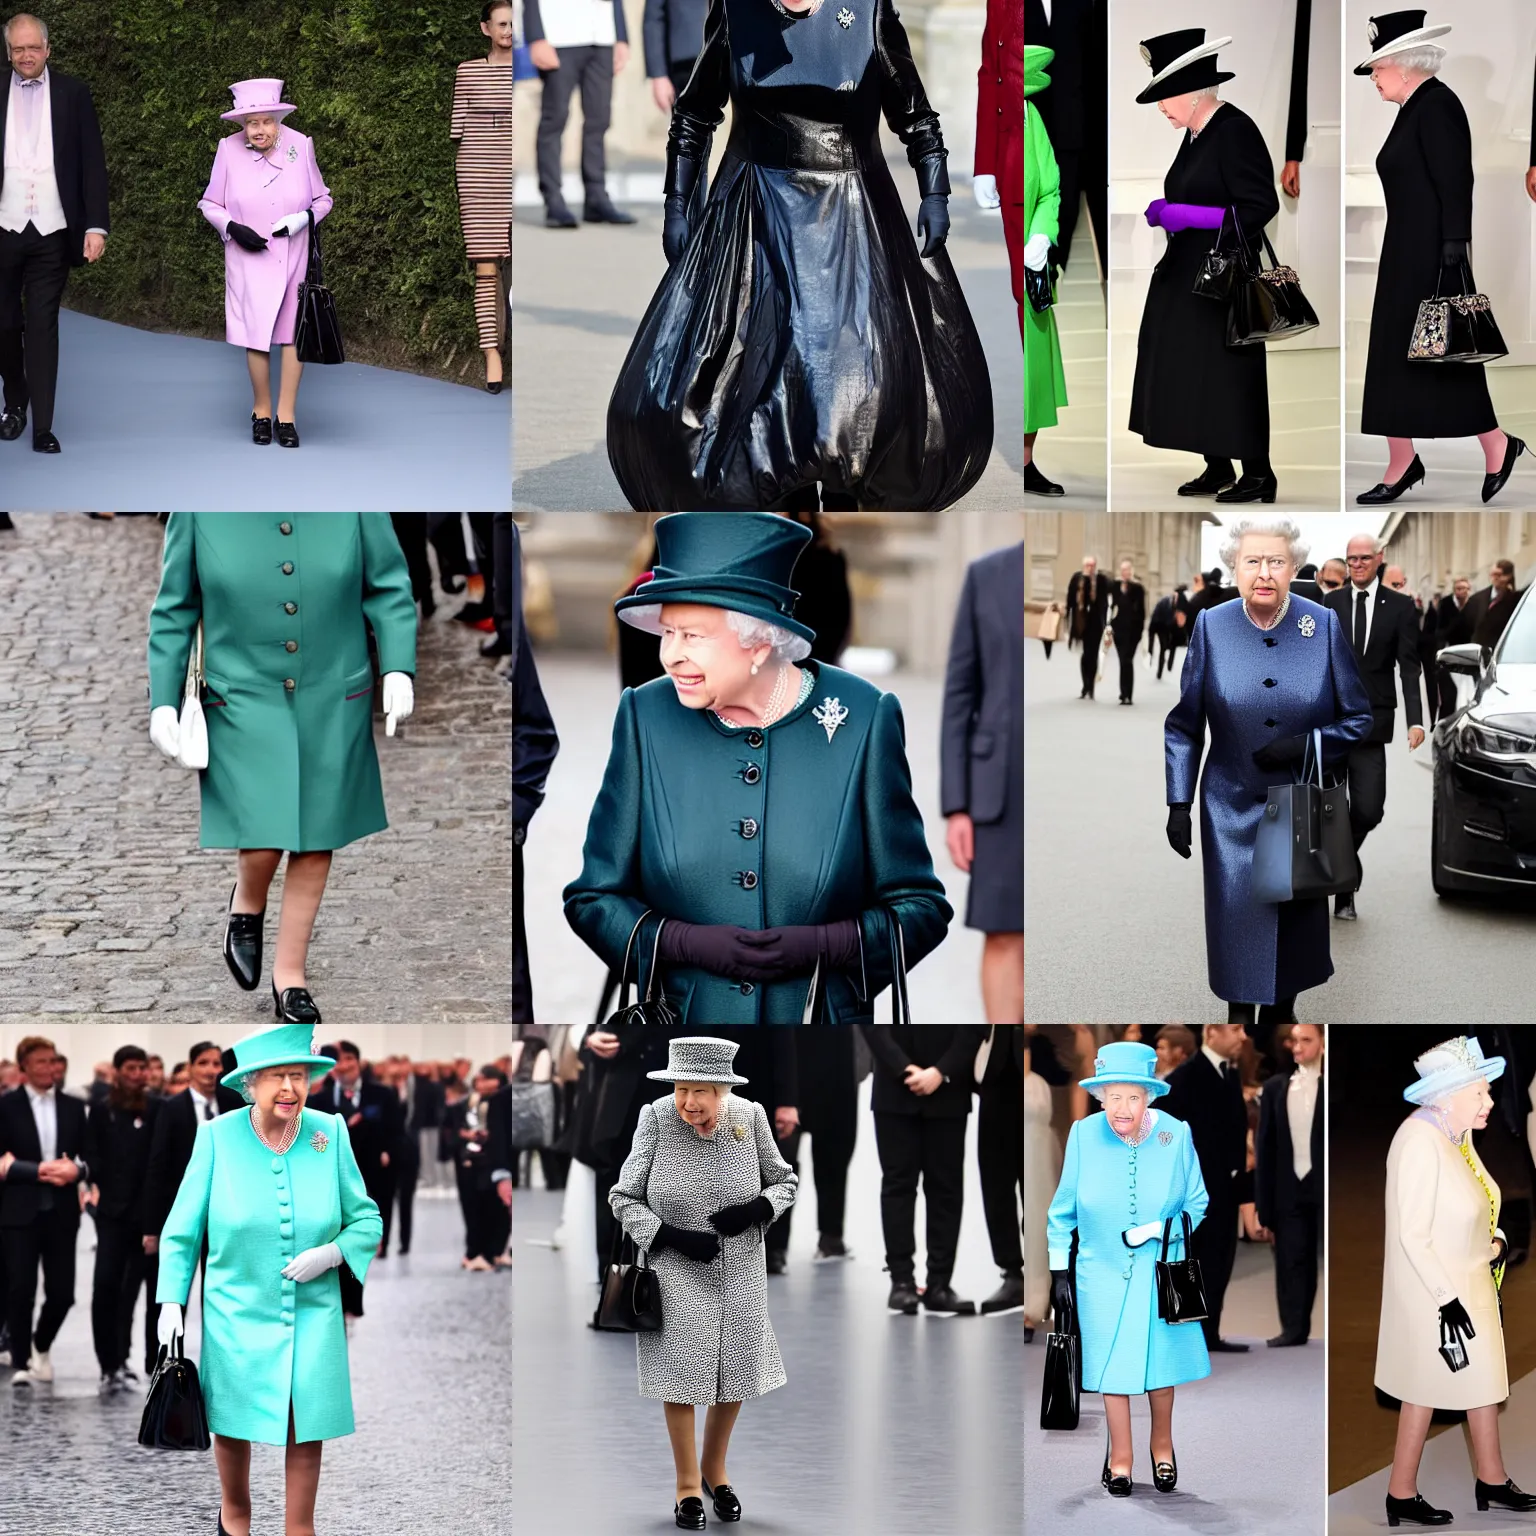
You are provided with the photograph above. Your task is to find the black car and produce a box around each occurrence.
[1432,585,1536,897]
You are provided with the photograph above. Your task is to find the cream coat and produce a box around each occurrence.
[1375,1115,1507,1410]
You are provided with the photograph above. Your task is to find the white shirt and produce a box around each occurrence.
[1287,1062,1320,1181]
[1202,1042,1235,1080]
[1348,573,1381,655]
[536,0,617,49]
[188,1085,217,1122]
[25,1084,58,1162]
[1,68,67,236]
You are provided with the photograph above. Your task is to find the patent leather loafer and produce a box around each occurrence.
[922,1284,976,1315]
[223,886,264,991]
[674,1496,707,1530]
[1482,435,1526,503]
[251,413,273,445]
[276,420,300,448]
[703,1479,741,1522]
[1101,1454,1133,1498]
[1024,461,1064,496]
[1177,462,1235,496]
[887,1280,920,1314]
[272,983,321,1024]
[1476,1477,1536,1512]
[1385,1492,1452,1526]
[0,408,24,441]
[1356,454,1424,504]
[32,431,60,454]
[1215,472,1277,504]
[1153,1450,1178,1493]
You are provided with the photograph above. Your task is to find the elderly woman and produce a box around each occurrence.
[1378,1036,1536,1527]
[564,512,951,1024]
[1128,30,1281,505]
[1355,13,1524,506]
[1047,1041,1210,1498]
[155,1024,382,1536]
[609,1036,798,1531]
[199,79,334,448]
[1165,517,1372,1025]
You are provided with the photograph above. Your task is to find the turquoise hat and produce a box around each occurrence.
[1078,1041,1169,1101]
[613,511,817,647]
[219,1023,337,1091]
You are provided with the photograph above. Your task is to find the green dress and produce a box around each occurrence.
[146,513,418,852]
[1025,45,1069,434]
[156,1108,382,1444]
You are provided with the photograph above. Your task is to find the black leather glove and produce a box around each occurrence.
[708,1196,774,1237]
[733,920,862,978]
[1166,803,1193,860]
[654,1222,721,1263]
[1050,1269,1074,1325]
[917,194,950,258]
[226,221,268,253]
[658,920,781,982]
[1440,1297,1476,1338]
[662,195,691,266]
[1441,238,1469,267]
[1252,734,1309,770]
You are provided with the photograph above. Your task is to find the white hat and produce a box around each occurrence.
[1403,1035,1504,1105]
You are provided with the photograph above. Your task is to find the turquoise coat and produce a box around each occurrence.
[563,661,952,1024]
[146,513,418,852]
[156,1107,382,1445]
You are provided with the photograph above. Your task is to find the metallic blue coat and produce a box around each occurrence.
[1165,594,1371,1006]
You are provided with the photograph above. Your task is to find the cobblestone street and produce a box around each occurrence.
[0,514,510,1024]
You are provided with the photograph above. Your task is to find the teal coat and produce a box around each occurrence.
[563,662,952,1024]
[155,1107,382,1445]
[147,513,418,852]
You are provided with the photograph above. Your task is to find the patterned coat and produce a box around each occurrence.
[610,1093,798,1405]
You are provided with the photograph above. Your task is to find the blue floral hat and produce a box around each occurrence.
[1077,1040,1169,1101]
[1403,1035,1504,1105]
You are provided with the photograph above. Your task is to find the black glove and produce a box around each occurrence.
[732,920,862,978]
[1441,239,1469,267]
[1050,1269,1074,1325]
[1166,803,1193,860]
[663,195,691,265]
[708,1196,774,1237]
[917,194,950,259]
[1440,1297,1476,1348]
[226,221,268,253]
[1252,734,1309,770]
[654,1222,721,1263]
[659,920,781,981]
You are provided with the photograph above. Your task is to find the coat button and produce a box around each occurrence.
[1263,678,1277,687]
[270,1158,284,1173]
[740,818,759,839]
[745,729,764,749]
[740,982,754,996]
[284,602,297,615]
[1264,718,1277,728]
[743,765,761,785]
[741,871,758,889]
[285,640,298,653]
[282,562,294,575]
[279,522,292,534]
[284,678,296,691]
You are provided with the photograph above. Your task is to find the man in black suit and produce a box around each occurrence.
[409,1059,448,1192]
[1065,555,1109,700]
[1462,559,1524,652]
[442,1066,511,1269]
[143,1041,244,1249]
[1185,567,1238,627]
[1433,575,1474,721]
[1290,563,1324,602]
[861,1025,985,1315]
[0,14,111,454]
[1109,558,1147,705]
[381,1058,422,1256]
[1162,1022,1251,1352]
[0,1034,91,1382]
[1254,1022,1322,1349]
[1323,534,1425,921]
[314,1043,402,1260]
[977,1027,1025,1314]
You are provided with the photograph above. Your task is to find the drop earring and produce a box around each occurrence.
[751,663,760,676]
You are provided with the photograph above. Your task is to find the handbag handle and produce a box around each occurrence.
[888,917,911,1025]
[1301,727,1325,789]
[605,1213,648,1272]
[304,208,324,287]
[1432,257,1479,301]
[1159,1211,1194,1261]
[612,909,668,1013]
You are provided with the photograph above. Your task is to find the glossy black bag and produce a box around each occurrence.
[1191,206,1243,302]
[1154,1213,1209,1325]
[1040,1279,1081,1430]
[294,209,345,366]
[1252,729,1360,904]
[603,911,679,1028]
[1024,262,1053,314]
[138,1333,212,1450]
[1407,260,1508,365]
[1225,221,1319,347]
[594,1224,664,1333]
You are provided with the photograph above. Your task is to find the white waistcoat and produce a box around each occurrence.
[0,71,68,237]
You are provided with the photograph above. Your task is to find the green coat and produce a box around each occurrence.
[147,513,418,852]
[1025,46,1068,434]
[563,662,952,1024]
[155,1107,382,1445]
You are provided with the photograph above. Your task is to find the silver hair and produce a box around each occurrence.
[4,14,49,44]
[1087,1081,1151,1104]
[724,609,811,663]
[1380,45,1444,75]
[1220,518,1310,571]
[1190,86,1219,101]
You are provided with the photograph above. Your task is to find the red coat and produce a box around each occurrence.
[976,0,1024,201]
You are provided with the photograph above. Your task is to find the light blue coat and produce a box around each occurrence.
[1047,1108,1212,1395]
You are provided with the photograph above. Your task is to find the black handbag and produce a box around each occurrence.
[1040,1279,1081,1430]
[138,1333,212,1450]
[294,209,345,366]
[1251,728,1360,904]
[1408,260,1509,365]
[1223,214,1319,346]
[1191,206,1243,302]
[594,1222,664,1333]
[1154,1213,1209,1325]
[603,910,679,1027]
[800,910,913,1024]
[1024,262,1053,314]
[1439,1315,1470,1373]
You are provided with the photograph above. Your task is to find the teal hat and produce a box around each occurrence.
[220,1023,337,1091]
[614,512,817,648]
[1077,1041,1169,1101]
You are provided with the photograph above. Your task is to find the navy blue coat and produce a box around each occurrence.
[1165,594,1371,1006]
[642,0,708,75]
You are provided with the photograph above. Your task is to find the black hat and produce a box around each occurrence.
[1353,11,1449,75]
[1135,29,1234,105]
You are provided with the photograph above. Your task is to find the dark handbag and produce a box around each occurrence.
[293,209,345,366]
[1154,1212,1209,1325]
[594,1222,664,1333]
[1408,260,1508,365]
[1191,206,1243,302]
[1040,1279,1081,1430]
[138,1333,212,1450]
[1024,262,1053,314]
[1251,728,1360,904]
[800,910,913,1024]
[603,911,679,1028]
[1223,214,1319,346]
[1439,1315,1470,1373]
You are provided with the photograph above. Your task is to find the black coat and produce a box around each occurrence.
[143,1085,245,1239]
[312,1079,402,1184]
[1110,579,1146,643]
[1324,576,1424,742]
[1130,103,1279,459]
[1023,0,1097,156]
[1064,570,1110,639]
[0,1087,91,1229]
[442,1096,504,1188]
[82,1097,160,1229]
[860,1026,983,1118]
[1462,585,1524,650]
[1161,1050,1250,1213]
[487,1085,512,1177]
[1254,1068,1321,1228]
[1436,593,1472,650]
[1361,77,1496,439]
[406,1073,446,1133]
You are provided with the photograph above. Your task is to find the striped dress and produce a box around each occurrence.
[451,58,513,261]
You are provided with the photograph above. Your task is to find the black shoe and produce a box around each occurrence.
[674,1496,706,1530]
[1119,698,1133,706]
[1024,461,1064,496]
[454,600,493,625]
[1101,1453,1133,1498]
[1385,1492,1452,1527]
[1357,454,1424,504]
[1334,893,1357,921]
[1215,472,1278,504]
[545,202,578,229]
[887,1280,920,1315]
[1153,1450,1178,1493]
[251,413,272,445]
[0,513,11,530]
[1267,1332,1308,1347]
[765,1249,787,1275]
[1483,435,1526,503]
[1177,462,1235,496]
[584,197,636,224]
[0,408,24,441]
[275,420,300,448]
[485,380,504,395]
[980,1276,1025,1315]
[272,983,321,1024]
[223,885,264,991]
[1207,1338,1249,1352]
[702,1479,741,1523]
[479,632,512,657]
[1477,1477,1536,1512]
[32,431,60,454]
[922,1283,976,1315]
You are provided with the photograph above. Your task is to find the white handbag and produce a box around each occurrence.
[177,623,209,771]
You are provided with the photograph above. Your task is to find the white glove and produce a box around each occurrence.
[149,705,181,760]
[973,173,1001,212]
[282,1241,343,1283]
[1024,233,1051,271]
[382,672,414,737]
[1122,1220,1164,1248]
[157,1302,184,1349]
[272,210,311,237]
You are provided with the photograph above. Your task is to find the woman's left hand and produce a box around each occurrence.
[282,1241,343,1283]
[382,672,414,736]
[708,1196,774,1237]
[271,211,311,238]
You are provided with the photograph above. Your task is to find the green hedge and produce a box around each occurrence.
[44,2,497,382]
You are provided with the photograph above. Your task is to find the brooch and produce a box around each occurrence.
[837,6,854,23]
[309,1129,330,1153]
[1158,1130,1174,1147]
[287,143,299,163]
[812,696,849,743]
[732,1124,746,1140]
[1298,615,1315,637]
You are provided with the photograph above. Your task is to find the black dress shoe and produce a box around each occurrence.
[674,1496,706,1530]
[275,420,300,448]
[33,431,60,454]
[1334,893,1357,921]
[1101,1454,1133,1498]
[1152,1449,1178,1493]
[887,1280,920,1314]
[1385,1492,1452,1526]
[1207,1338,1249,1352]
[1177,462,1235,496]
[980,1275,1025,1315]
[0,407,24,441]
[1477,1477,1536,1512]
[1215,472,1278,504]
[251,413,273,445]
[1483,435,1526,503]
[584,197,636,224]
[272,983,322,1024]
[922,1283,976,1315]
[1266,1332,1308,1347]
[545,203,578,229]
[1357,454,1424,504]
[765,1249,787,1275]
[702,1479,741,1522]
[485,380,504,395]
[1024,461,1064,496]
[223,885,264,991]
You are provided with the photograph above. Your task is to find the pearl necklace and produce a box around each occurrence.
[251,1105,302,1155]
[1242,593,1292,631]
[713,664,794,729]
[1188,99,1224,141]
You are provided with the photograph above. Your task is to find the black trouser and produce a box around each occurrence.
[1228,999,1296,1026]
[978,1064,1024,1275]
[766,1094,858,1252]
[667,56,697,101]
[1205,454,1272,479]
[457,1167,505,1262]
[1155,634,1177,679]
[536,45,614,208]
[1272,1200,1319,1341]
[388,514,434,612]
[539,1080,575,1190]
[1191,1196,1238,1346]
[0,222,71,436]
[872,1112,967,1287]
[91,1215,157,1376]
[366,1166,398,1254]
[1113,630,1140,702]
[1077,621,1104,696]
[2,1206,78,1366]
[1344,740,1388,874]
[391,1135,420,1253]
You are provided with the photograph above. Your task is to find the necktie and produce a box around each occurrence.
[1354,589,1367,657]
[204,1102,214,1121]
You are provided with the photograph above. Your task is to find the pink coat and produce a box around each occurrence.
[199,128,334,350]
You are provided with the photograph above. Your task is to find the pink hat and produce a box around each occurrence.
[220,78,297,123]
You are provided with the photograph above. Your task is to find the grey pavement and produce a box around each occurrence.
[0,513,511,1024]
[513,1074,1024,1535]
[512,164,1023,513]
[0,311,510,514]
[0,1193,510,1536]
[1025,636,1536,1023]
[517,652,988,1026]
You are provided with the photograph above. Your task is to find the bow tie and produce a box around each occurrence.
[15,77,43,89]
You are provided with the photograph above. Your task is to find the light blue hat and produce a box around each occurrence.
[1077,1040,1169,1102]
[1404,1035,1504,1105]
